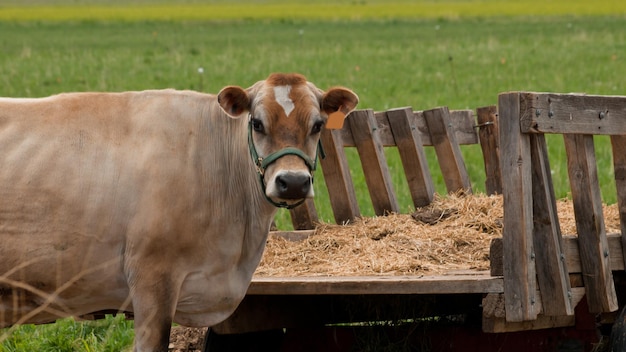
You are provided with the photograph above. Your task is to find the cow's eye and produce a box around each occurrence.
[251,118,265,133]
[311,120,324,135]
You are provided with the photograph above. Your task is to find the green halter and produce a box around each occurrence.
[247,118,322,209]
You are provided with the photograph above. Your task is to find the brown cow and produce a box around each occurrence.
[0,73,358,351]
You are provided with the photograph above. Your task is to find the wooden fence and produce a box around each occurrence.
[287,105,501,231]
[498,92,626,325]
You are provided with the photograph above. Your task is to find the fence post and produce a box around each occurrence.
[611,135,626,270]
[476,106,502,195]
[564,133,618,313]
[423,106,472,194]
[529,134,573,316]
[319,127,360,224]
[348,109,399,215]
[386,107,435,207]
[289,199,318,230]
[498,92,539,322]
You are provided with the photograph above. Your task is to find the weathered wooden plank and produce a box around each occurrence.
[482,288,585,333]
[519,92,626,135]
[288,198,318,230]
[319,128,360,224]
[563,133,618,313]
[423,106,472,194]
[529,134,573,316]
[385,107,435,207]
[269,230,315,242]
[498,92,539,322]
[248,273,503,295]
[348,109,399,215]
[476,105,502,195]
[340,110,478,147]
[417,110,478,146]
[564,233,625,273]
[451,110,480,145]
[610,135,626,270]
[490,233,625,277]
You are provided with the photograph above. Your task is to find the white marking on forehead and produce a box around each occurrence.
[273,85,295,116]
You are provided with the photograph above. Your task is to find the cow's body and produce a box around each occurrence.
[0,73,358,351]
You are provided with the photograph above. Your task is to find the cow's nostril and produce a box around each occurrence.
[276,176,289,193]
[274,173,311,199]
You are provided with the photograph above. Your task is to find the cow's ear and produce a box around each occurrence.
[321,87,359,116]
[218,86,251,118]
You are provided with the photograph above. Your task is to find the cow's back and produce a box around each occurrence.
[0,90,221,325]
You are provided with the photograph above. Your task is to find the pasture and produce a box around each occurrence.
[0,1,625,350]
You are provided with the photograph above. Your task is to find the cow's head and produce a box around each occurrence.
[217,73,358,208]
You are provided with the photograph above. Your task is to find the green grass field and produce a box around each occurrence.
[1,1,625,350]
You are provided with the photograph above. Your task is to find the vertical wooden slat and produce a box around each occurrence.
[563,133,618,313]
[385,107,435,207]
[610,135,626,269]
[289,198,318,230]
[529,134,573,316]
[498,92,538,322]
[319,127,360,224]
[423,106,472,194]
[476,105,502,195]
[348,109,399,215]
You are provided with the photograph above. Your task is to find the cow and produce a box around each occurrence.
[0,73,358,351]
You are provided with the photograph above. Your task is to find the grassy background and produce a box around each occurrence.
[0,1,625,350]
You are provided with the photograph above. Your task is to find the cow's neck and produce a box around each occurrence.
[201,103,277,272]
[230,115,277,274]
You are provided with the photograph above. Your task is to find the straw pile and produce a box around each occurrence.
[254,194,621,277]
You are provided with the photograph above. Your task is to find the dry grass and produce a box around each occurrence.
[256,193,621,277]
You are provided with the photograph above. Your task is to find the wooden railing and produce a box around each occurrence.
[498,92,626,323]
[287,105,501,230]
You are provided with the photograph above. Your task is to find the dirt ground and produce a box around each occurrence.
[169,326,207,352]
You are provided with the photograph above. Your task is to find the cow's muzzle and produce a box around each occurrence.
[274,171,312,200]
[248,121,320,209]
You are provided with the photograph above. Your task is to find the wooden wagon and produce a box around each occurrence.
[204,92,626,352]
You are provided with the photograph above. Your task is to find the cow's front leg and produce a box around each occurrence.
[128,272,179,352]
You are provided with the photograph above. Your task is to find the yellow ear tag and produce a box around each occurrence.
[326,107,347,130]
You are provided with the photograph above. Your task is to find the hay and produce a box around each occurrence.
[255,193,622,277]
